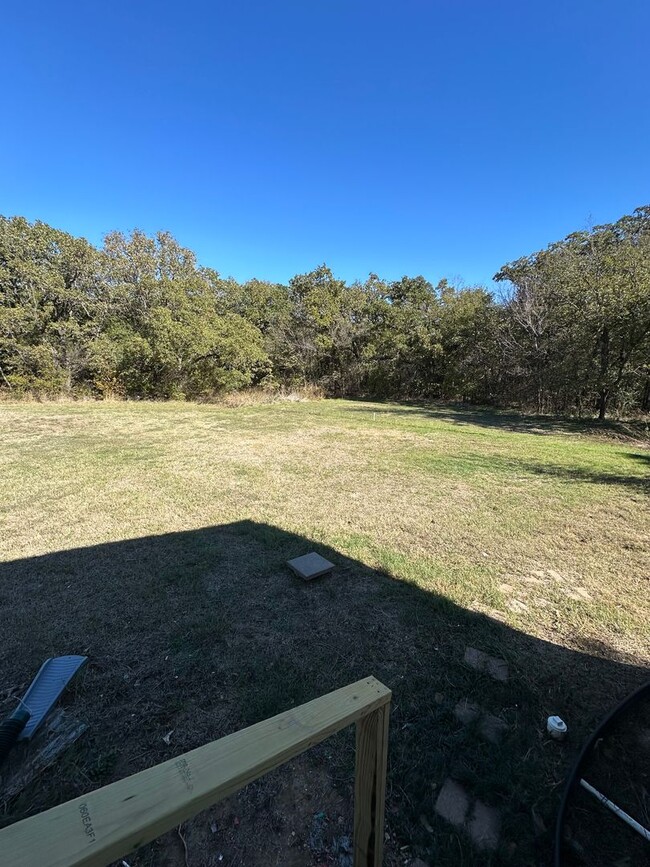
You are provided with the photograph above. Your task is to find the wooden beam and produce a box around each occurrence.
[0,676,391,867]
[353,701,390,867]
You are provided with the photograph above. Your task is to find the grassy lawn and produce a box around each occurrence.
[0,399,648,866]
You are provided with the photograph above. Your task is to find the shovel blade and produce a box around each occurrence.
[18,655,88,740]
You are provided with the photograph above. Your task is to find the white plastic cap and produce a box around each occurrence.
[547,715,568,739]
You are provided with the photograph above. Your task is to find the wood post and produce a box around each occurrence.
[0,676,391,867]
[354,701,390,867]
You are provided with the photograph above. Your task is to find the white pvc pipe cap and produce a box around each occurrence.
[547,715,568,739]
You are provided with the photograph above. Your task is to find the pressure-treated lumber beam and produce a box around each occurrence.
[0,676,391,867]
[354,701,390,867]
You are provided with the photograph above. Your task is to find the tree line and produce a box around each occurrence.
[1,207,649,418]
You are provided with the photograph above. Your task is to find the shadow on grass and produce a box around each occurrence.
[519,460,650,494]
[345,400,650,442]
[0,522,647,866]
[625,451,650,466]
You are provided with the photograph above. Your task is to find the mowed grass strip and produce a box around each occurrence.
[0,399,648,865]
[2,399,647,652]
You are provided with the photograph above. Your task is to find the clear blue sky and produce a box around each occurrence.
[2,1,649,288]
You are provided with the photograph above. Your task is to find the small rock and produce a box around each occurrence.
[434,778,469,828]
[464,647,509,682]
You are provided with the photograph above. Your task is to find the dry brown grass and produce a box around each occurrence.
[0,399,648,866]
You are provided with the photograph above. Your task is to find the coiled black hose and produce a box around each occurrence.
[554,678,650,866]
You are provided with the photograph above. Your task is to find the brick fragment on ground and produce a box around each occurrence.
[468,799,500,850]
[464,646,509,681]
[434,778,469,827]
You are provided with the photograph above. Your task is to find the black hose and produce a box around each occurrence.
[554,678,650,866]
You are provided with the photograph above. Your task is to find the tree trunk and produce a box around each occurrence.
[596,326,610,419]
[641,379,650,413]
[597,389,608,420]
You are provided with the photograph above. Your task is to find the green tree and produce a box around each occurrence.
[496,206,650,418]
[0,216,101,393]
[99,230,270,398]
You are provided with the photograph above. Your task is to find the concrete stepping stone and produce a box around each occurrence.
[453,700,508,744]
[434,778,470,827]
[434,777,501,851]
[464,647,509,682]
[454,699,481,725]
[468,800,500,850]
[480,713,508,744]
[287,552,334,580]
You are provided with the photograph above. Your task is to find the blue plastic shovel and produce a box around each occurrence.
[0,655,87,765]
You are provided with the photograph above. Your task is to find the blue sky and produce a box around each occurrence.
[2,1,649,289]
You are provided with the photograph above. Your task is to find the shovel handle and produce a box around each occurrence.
[0,709,30,766]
